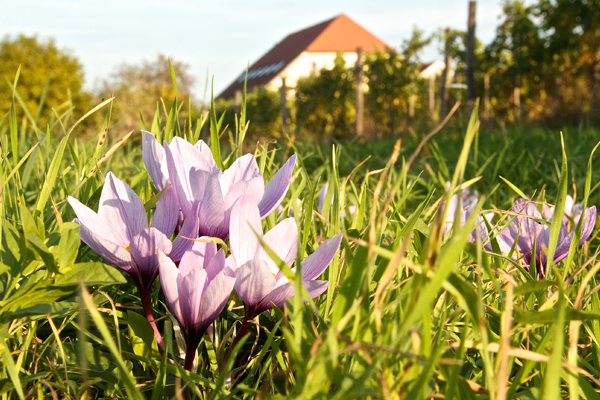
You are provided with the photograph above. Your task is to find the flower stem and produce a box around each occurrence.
[184,341,197,371]
[221,317,251,372]
[140,287,165,351]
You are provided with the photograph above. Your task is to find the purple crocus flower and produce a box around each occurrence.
[157,241,235,370]
[441,184,492,243]
[490,198,596,277]
[143,130,297,239]
[228,197,342,320]
[67,172,199,349]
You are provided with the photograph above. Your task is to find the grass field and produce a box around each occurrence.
[1,75,600,400]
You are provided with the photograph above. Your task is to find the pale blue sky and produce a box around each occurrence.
[3,0,524,98]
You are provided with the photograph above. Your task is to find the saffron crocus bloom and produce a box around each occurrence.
[158,242,235,370]
[228,197,342,320]
[490,198,596,278]
[143,130,297,238]
[441,184,492,243]
[67,172,199,348]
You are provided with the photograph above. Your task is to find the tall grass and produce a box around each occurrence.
[0,69,599,399]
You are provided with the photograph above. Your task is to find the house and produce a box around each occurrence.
[217,14,389,99]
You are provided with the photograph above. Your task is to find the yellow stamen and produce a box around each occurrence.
[124,244,130,252]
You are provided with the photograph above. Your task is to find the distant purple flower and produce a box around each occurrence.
[318,182,356,218]
[490,198,596,277]
[441,184,492,243]
[67,172,199,349]
[228,197,342,319]
[158,242,235,370]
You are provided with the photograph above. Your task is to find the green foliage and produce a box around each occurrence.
[97,55,197,134]
[215,86,281,141]
[0,34,89,123]
[295,53,355,140]
[2,63,600,399]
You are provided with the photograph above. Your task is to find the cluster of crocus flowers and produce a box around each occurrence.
[490,197,596,278]
[440,186,596,279]
[68,131,341,370]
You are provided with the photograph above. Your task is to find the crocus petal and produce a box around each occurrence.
[77,224,137,278]
[193,140,220,175]
[98,172,148,242]
[223,177,265,212]
[170,206,201,262]
[257,279,329,312]
[142,130,169,191]
[258,154,297,218]
[196,267,236,334]
[256,218,298,275]
[67,196,126,245]
[219,154,262,198]
[234,259,277,308]
[180,268,208,332]
[301,234,342,280]
[205,249,226,280]
[129,227,173,288]
[577,206,596,245]
[178,240,218,276]
[229,197,263,266]
[164,140,195,217]
[150,187,179,237]
[158,250,185,327]
[196,170,227,238]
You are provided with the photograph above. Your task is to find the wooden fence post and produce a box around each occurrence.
[355,47,364,138]
[429,75,436,119]
[280,77,288,133]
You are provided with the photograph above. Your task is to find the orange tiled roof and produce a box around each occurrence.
[218,14,388,99]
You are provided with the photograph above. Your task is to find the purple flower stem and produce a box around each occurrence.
[140,287,165,351]
[221,317,252,373]
[184,342,197,371]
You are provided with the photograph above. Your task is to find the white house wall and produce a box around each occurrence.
[265,51,359,92]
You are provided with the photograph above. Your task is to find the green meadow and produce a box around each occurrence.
[1,70,600,400]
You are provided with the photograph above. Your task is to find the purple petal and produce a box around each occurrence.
[129,227,173,288]
[229,197,262,266]
[258,154,297,218]
[257,279,329,312]
[195,268,236,334]
[178,240,218,276]
[142,130,169,191]
[234,259,276,308]
[180,268,208,331]
[223,176,265,212]
[256,218,298,275]
[193,140,220,175]
[206,249,226,280]
[164,139,195,217]
[158,250,185,326]
[77,224,137,279]
[67,196,127,246]
[578,206,596,245]
[220,154,262,198]
[98,172,147,242]
[301,234,342,280]
[170,205,200,262]
[150,187,179,237]
[196,170,227,238]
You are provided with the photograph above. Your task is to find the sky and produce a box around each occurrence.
[3,0,523,98]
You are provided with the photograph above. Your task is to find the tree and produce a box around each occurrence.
[97,55,196,133]
[0,34,88,124]
[364,28,431,136]
[295,54,355,140]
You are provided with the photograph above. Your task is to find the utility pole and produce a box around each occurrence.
[466,1,477,114]
[440,28,453,120]
[355,47,364,138]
